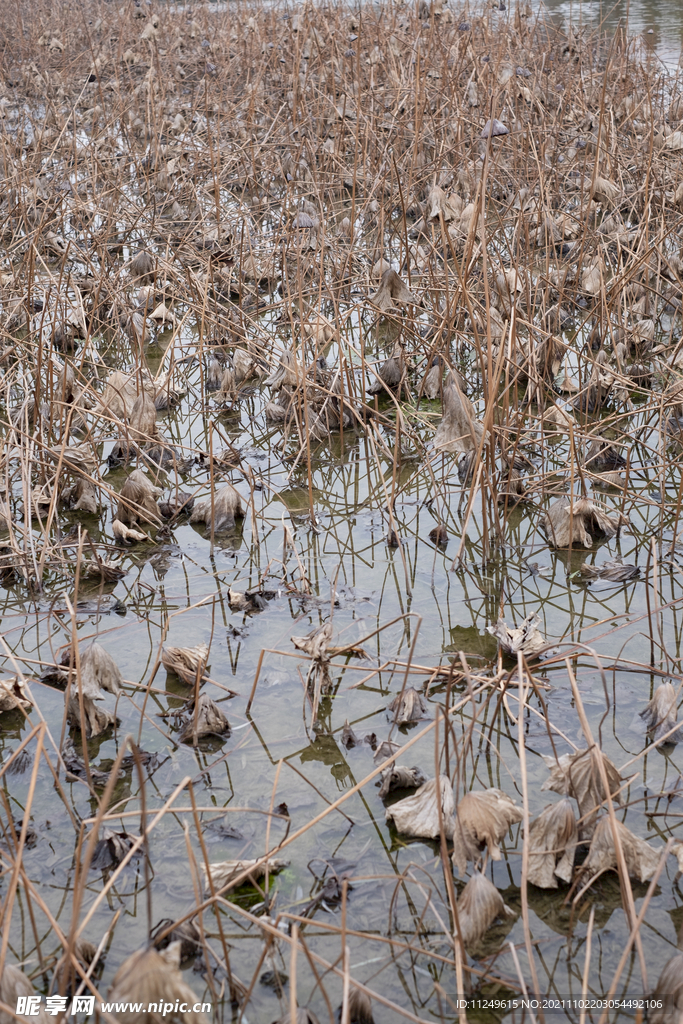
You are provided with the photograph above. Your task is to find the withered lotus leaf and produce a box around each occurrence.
[369,269,419,311]
[582,816,663,884]
[387,686,428,724]
[649,953,683,1024]
[161,644,210,686]
[0,676,33,714]
[378,765,428,799]
[189,484,245,532]
[107,944,208,1024]
[542,495,628,549]
[452,788,523,875]
[0,965,50,1024]
[67,693,116,738]
[455,872,514,948]
[385,776,456,839]
[527,800,578,888]
[177,693,230,744]
[201,857,288,893]
[542,748,624,837]
[487,613,546,658]
[639,683,681,745]
[291,622,333,660]
[434,376,486,453]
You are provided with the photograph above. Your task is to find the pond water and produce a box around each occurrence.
[1,2,683,1023]
[534,0,683,68]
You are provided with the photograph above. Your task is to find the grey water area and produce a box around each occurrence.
[533,0,683,69]
[5,317,683,1022]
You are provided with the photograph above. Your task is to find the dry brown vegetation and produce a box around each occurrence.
[1,0,683,1021]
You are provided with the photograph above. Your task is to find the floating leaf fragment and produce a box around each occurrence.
[201,857,288,893]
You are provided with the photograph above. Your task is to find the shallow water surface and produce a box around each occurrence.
[534,0,683,67]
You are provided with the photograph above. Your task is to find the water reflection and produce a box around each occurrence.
[534,0,683,67]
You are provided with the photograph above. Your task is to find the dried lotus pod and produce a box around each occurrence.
[161,644,210,686]
[385,776,455,839]
[527,800,578,888]
[452,788,523,874]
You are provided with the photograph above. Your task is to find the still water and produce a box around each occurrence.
[534,0,683,67]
